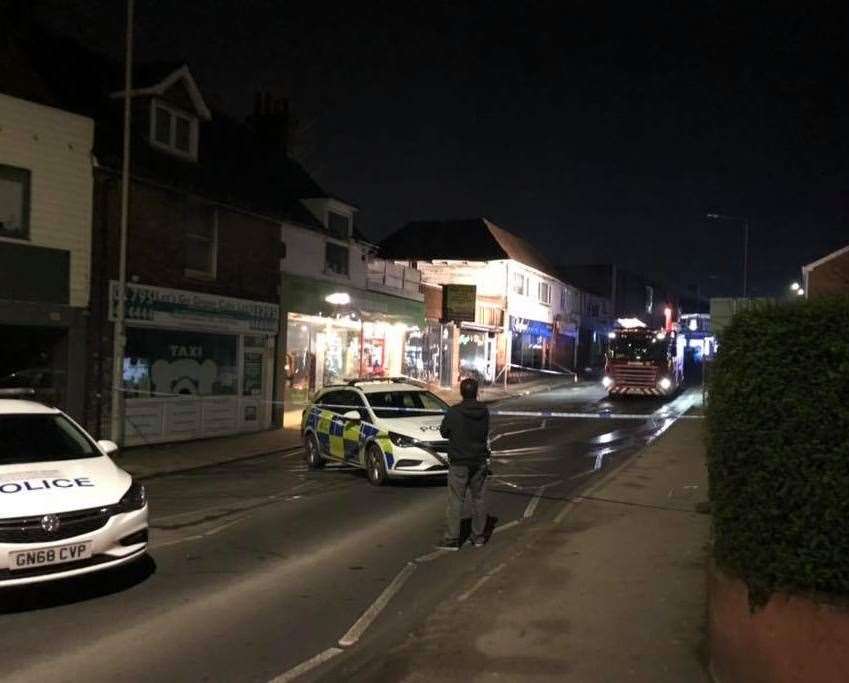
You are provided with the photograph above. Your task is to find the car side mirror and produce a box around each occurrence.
[97,439,119,456]
[342,410,362,422]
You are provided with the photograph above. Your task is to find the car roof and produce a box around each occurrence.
[319,382,425,395]
[0,399,60,415]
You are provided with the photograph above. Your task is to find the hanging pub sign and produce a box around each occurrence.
[441,284,477,323]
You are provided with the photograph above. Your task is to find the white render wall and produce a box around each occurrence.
[411,259,580,325]
[507,261,581,324]
[280,220,368,287]
[0,93,94,308]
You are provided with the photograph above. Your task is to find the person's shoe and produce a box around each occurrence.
[435,539,460,551]
[472,538,486,548]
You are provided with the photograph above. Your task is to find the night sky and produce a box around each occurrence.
[33,0,849,298]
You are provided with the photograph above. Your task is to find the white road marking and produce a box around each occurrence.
[492,519,522,534]
[338,562,417,648]
[489,419,548,443]
[149,514,250,550]
[523,480,563,519]
[268,647,344,683]
[457,562,507,602]
[524,486,544,519]
[415,549,449,563]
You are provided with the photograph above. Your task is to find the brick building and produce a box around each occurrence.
[2,19,337,445]
[802,245,849,299]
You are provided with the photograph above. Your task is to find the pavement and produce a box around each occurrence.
[118,374,591,479]
[326,417,711,682]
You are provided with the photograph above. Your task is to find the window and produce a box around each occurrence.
[560,288,567,310]
[0,414,96,466]
[327,211,350,239]
[185,209,217,277]
[367,391,448,419]
[512,272,527,295]
[0,164,31,239]
[325,241,349,276]
[150,100,198,160]
[538,281,551,305]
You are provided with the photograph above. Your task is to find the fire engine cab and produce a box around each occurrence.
[602,326,685,397]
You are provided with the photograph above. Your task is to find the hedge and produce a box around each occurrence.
[707,297,849,609]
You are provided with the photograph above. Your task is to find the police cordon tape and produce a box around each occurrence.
[116,387,703,421]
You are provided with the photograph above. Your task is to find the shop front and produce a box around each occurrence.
[510,316,554,370]
[111,282,279,446]
[281,274,425,424]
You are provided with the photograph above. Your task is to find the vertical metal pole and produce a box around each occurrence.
[742,220,749,298]
[110,0,134,445]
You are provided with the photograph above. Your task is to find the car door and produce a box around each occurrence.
[339,391,371,462]
[316,390,345,460]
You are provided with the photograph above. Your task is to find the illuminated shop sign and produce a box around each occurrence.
[510,317,553,339]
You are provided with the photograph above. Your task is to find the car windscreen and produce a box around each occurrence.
[0,414,97,466]
[367,391,448,419]
[609,335,669,362]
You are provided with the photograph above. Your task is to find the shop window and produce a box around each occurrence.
[327,211,350,239]
[185,209,218,278]
[0,164,31,240]
[538,281,551,305]
[150,100,198,160]
[512,272,527,295]
[325,241,349,276]
[122,328,238,398]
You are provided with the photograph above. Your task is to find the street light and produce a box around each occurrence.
[706,213,750,298]
[790,282,800,291]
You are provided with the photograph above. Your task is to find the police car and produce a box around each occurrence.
[0,390,148,587]
[301,379,450,485]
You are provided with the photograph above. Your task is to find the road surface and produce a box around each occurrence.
[0,385,699,682]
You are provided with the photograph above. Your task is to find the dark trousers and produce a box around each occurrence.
[445,463,487,543]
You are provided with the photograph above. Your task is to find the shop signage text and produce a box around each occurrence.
[110,281,279,333]
[511,316,553,339]
[442,284,477,323]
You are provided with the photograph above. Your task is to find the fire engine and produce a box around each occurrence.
[602,326,685,396]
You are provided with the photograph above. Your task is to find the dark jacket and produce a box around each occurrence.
[439,399,490,467]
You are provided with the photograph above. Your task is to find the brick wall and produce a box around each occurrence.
[808,249,849,299]
[85,171,281,435]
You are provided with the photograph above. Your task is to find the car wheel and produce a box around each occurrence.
[305,433,325,469]
[366,444,387,486]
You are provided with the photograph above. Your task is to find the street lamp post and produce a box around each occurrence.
[110,0,134,445]
[706,213,750,298]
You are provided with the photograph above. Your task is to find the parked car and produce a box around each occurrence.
[0,390,148,587]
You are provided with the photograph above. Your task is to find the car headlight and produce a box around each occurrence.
[388,432,417,448]
[658,377,672,391]
[114,480,146,512]
[602,376,614,388]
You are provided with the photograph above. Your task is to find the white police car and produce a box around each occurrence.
[301,379,450,485]
[0,391,148,587]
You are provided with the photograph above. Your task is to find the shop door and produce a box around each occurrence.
[240,337,268,431]
[484,335,496,383]
[440,324,454,387]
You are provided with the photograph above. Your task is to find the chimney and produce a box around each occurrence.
[252,90,289,159]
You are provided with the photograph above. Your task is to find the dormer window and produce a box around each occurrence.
[150,100,198,160]
[327,211,350,239]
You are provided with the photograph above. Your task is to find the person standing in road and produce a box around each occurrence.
[437,377,490,551]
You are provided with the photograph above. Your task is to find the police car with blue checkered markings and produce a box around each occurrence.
[0,391,148,587]
[301,379,450,485]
